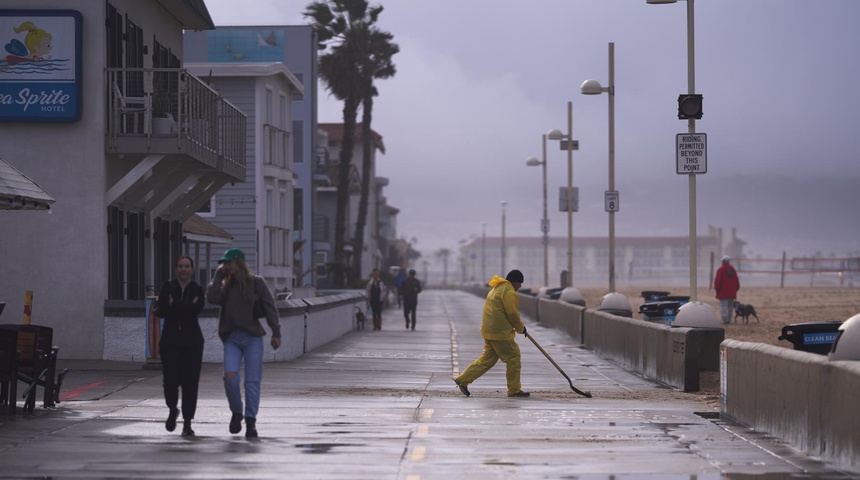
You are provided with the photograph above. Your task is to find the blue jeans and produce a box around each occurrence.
[223,330,263,419]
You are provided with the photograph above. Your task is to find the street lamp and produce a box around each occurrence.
[647,0,699,301]
[481,222,487,281]
[581,42,617,293]
[547,101,575,289]
[526,134,549,286]
[501,200,507,275]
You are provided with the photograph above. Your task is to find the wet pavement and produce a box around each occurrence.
[0,290,855,479]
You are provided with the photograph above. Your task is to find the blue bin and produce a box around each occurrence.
[641,290,671,302]
[778,321,842,355]
[659,295,690,306]
[639,301,681,326]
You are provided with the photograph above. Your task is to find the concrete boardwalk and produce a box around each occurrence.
[0,290,853,479]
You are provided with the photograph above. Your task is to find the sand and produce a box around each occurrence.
[574,286,860,401]
[576,286,860,348]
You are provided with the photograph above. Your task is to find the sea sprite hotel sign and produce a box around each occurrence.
[0,10,82,123]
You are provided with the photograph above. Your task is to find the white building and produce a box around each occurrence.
[184,62,303,292]
[0,1,245,358]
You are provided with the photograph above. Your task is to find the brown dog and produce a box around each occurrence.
[733,301,759,324]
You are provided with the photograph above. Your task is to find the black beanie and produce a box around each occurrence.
[505,269,524,283]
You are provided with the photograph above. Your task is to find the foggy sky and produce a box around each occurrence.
[204,0,860,260]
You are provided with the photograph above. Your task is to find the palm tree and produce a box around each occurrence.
[353,34,398,279]
[305,0,397,286]
[436,248,451,286]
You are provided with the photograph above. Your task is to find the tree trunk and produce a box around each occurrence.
[333,95,361,287]
[352,93,375,281]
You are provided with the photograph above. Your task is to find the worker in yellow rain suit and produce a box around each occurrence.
[454,269,530,398]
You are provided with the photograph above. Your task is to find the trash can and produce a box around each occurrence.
[659,295,690,306]
[641,290,671,302]
[777,321,843,355]
[639,301,681,326]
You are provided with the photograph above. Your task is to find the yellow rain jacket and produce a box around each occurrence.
[480,275,525,340]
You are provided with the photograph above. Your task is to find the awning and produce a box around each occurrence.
[0,157,55,211]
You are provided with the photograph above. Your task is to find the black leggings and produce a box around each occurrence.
[160,343,204,419]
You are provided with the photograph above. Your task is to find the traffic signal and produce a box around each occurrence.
[677,94,703,120]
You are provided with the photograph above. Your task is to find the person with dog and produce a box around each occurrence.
[714,255,741,324]
[365,268,388,330]
[401,269,422,330]
[453,269,530,398]
[207,248,281,438]
[157,255,206,436]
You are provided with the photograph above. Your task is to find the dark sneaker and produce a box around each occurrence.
[245,417,258,438]
[165,408,179,432]
[455,380,470,397]
[181,427,195,437]
[229,412,243,434]
[511,391,531,398]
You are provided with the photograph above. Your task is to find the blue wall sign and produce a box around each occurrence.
[0,9,83,123]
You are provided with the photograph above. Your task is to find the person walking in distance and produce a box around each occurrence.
[158,255,205,436]
[206,248,281,438]
[365,268,387,330]
[401,269,422,330]
[394,268,407,308]
[454,269,530,398]
[714,255,741,324]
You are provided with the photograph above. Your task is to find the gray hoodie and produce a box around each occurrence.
[206,270,281,341]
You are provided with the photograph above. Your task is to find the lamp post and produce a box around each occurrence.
[481,222,487,281]
[547,101,575,289]
[581,42,617,292]
[647,0,698,301]
[501,200,507,275]
[526,134,549,286]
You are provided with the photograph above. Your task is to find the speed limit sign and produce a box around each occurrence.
[605,190,619,212]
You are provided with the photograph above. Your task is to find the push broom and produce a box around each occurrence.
[524,330,592,398]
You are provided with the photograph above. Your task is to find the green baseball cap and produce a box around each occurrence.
[218,248,245,263]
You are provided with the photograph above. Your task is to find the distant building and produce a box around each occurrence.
[316,123,395,287]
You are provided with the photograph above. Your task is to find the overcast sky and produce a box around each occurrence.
[204,1,860,260]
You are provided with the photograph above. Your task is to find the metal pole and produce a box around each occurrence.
[608,42,616,293]
[501,201,507,275]
[481,222,486,281]
[687,0,697,301]
[566,101,573,288]
[541,134,549,287]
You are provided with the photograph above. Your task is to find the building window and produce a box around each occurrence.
[265,87,273,125]
[293,188,303,231]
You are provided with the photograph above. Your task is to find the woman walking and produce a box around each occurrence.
[158,255,206,436]
[206,248,281,438]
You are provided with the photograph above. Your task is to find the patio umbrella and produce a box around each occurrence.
[0,157,55,211]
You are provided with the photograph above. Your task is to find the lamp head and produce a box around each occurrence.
[546,128,565,140]
[580,79,604,95]
[646,0,678,3]
[526,157,541,166]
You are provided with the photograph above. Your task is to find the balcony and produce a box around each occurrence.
[106,68,246,182]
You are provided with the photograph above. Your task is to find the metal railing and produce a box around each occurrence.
[106,68,246,178]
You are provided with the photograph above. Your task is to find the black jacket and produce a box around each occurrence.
[157,279,205,348]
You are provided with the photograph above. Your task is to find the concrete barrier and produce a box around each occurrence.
[104,292,364,363]
[721,339,860,474]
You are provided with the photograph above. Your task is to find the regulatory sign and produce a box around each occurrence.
[559,139,579,151]
[676,133,707,174]
[558,187,579,212]
[605,190,619,212]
